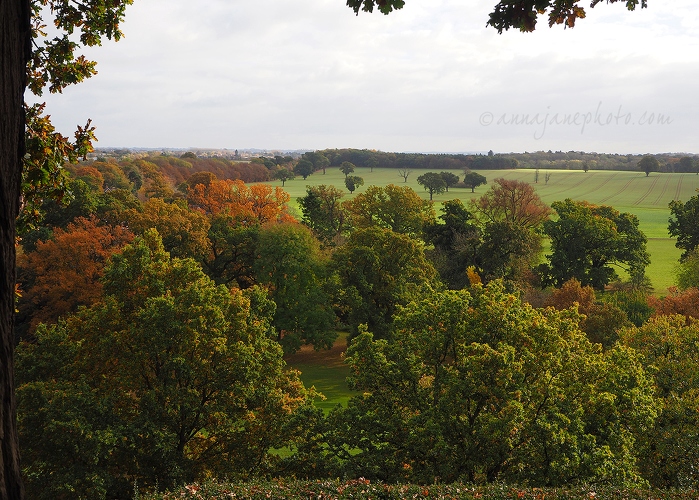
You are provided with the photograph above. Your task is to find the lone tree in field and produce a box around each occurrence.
[440,171,460,192]
[638,155,660,177]
[417,172,447,200]
[273,168,294,186]
[463,172,487,193]
[398,168,412,182]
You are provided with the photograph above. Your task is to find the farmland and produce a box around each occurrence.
[270,168,699,293]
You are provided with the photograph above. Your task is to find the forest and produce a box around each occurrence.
[14,152,699,498]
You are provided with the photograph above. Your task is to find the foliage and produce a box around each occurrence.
[439,171,460,191]
[16,231,314,497]
[346,0,647,33]
[332,283,658,485]
[297,185,348,247]
[417,172,447,200]
[293,159,314,180]
[676,248,699,289]
[544,278,630,347]
[669,190,699,260]
[203,214,260,288]
[463,171,488,192]
[541,199,650,290]
[423,199,481,289]
[471,178,551,229]
[187,179,295,223]
[648,287,699,322]
[339,161,356,177]
[331,227,437,339]
[253,224,337,353]
[16,216,134,337]
[638,155,660,177]
[343,184,435,238]
[620,316,699,488]
[344,175,364,193]
[274,168,295,186]
[124,198,210,260]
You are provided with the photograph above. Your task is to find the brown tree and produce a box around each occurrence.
[470,178,552,229]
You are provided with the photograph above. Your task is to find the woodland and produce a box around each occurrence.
[0,0,682,498]
[12,152,699,498]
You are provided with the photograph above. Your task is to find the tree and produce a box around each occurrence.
[417,172,447,200]
[470,178,552,230]
[333,283,657,485]
[253,224,336,353]
[344,175,364,193]
[676,248,699,290]
[463,171,487,193]
[331,227,437,340]
[638,155,659,177]
[541,199,650,290]
[16,216,134,337]
[620,316,699,488]
[339,161,356,177]
[668,190,699,260]
[347,0,647,33]
[439,171,460,192]
[297,185,348,247]
[3,1,135,493]
[293,159,314,180]
[16,231,314,497]
[343,184,435,238]
[423,199,480,289]
[273,168,294,186]
[397,168,412,182]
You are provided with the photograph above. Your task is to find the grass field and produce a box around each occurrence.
[270,168,699,293]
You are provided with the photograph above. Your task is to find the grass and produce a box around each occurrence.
[269,168,699,294]
[284,332,357,412]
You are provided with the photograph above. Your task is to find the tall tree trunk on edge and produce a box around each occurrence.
[0,0,30,497]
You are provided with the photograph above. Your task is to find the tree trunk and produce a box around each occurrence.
[0,0,30,497]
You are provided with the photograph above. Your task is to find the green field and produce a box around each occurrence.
[270,168,699,293]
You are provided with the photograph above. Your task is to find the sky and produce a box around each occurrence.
[30,0,699,154]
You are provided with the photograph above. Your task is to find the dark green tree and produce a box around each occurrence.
[339,161,356,177]
[638,155,660,176]
[417,172,447,200]
[253,223,337,353]
[331,227,437,339]
[273,168,294,186]
[669,190,699,260]
[439,171,460,192]
[541,199,650,290]
[344,175,364,193]
[293,159,314,180]
[463,171,487,193]
[297,185,348,247]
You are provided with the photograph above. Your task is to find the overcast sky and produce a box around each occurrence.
[30,0,699,154]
